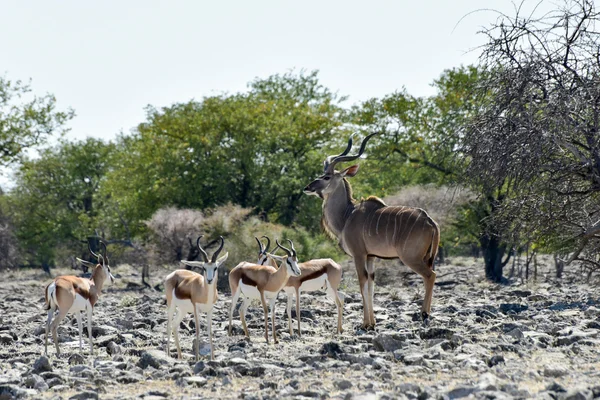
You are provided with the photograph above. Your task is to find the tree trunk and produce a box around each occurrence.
[481,233,505,283]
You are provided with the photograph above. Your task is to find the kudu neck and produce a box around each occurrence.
[322,179,355,237]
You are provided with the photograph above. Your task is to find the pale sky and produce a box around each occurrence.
[1,0,544,143]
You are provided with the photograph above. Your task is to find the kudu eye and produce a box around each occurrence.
[323,176,331,181]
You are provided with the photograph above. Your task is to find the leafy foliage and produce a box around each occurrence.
[0,76,73,166]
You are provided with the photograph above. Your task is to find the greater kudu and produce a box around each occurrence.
[303,133,440,328]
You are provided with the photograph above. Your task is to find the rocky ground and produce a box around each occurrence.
[0,256,599,400]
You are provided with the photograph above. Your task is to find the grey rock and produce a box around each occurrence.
[563,389,593,400]
[0,333,14,344]
[46,377,65,388]
[23,374,45,389]
[106,341,123,355]
[505,327,524,340]
[70,364,95,378]
[420,328,454,340]
[185,376,207,387]
[372,333,405,352]
[487,355,505,367]
[446,386,478,399]
[193,361,205,374]
[68,353,86,365]
[543,366,569,378]
[335,379,353,390]
[32,356,52,373]
[137,349,173,369]
[116,372,142,384]
[68,390,99,400]
[0,385,29,399]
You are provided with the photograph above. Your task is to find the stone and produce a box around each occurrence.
[419,328,454,340]
[193,361,206,374]
[0,385,29,399]
[32,356,52,373]
[68,353,86,365]
[487,355,505,367]
[106,341,123,355]
[372,333,405,352]
[563,389,593,400]
[68,390,99,400]
[137,350,173,369]
[446,386,478,399]
[0,333,14,345]
[116,372,142,384]
[477,373,498,391]
[335,380,353,390]
[543,366,569,378]
[185,376,207,387]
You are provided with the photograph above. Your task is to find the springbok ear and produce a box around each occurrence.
[76,258,97,268]
[181,260,205,268]
[216,252,229,267]
[341,164,359,177]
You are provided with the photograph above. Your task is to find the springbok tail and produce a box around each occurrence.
[45,283,57,311]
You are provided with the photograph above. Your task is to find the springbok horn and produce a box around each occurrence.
[88,240,103,264]
[255,237,264,253]
[260,235,271,253]
[196,235,209,262]
[324,135,354,172]
[327,132,378,172]
[100,241,109,265]
[275,239,292,257]
[211,236,225,263]
[287,239,297,257]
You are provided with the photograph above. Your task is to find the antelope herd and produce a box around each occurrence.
[42,134,440,360]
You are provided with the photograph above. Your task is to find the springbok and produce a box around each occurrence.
[44,241,115,356]
[228,239,301,343]
[165,236,228,361]
[256,236,345,336]
[303,133,440,328]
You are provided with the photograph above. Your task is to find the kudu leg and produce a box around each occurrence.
[353,254,371,329]
[422,270,437,319]
[409,259,437,321]
[366,256,376,328]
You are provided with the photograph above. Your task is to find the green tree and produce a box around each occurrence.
[0,76,73,166]
[7,138,116,269]
[105,70,349,234]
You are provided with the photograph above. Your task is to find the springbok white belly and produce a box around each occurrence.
[239,281,279,301]
[299,274,328,292]
[171,289,215,314]
[68,293,89,313]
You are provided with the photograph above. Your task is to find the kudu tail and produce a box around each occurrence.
[426,224,440,271]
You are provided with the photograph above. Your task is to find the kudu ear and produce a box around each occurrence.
[216,252,229,267]
[341,164,359,177]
